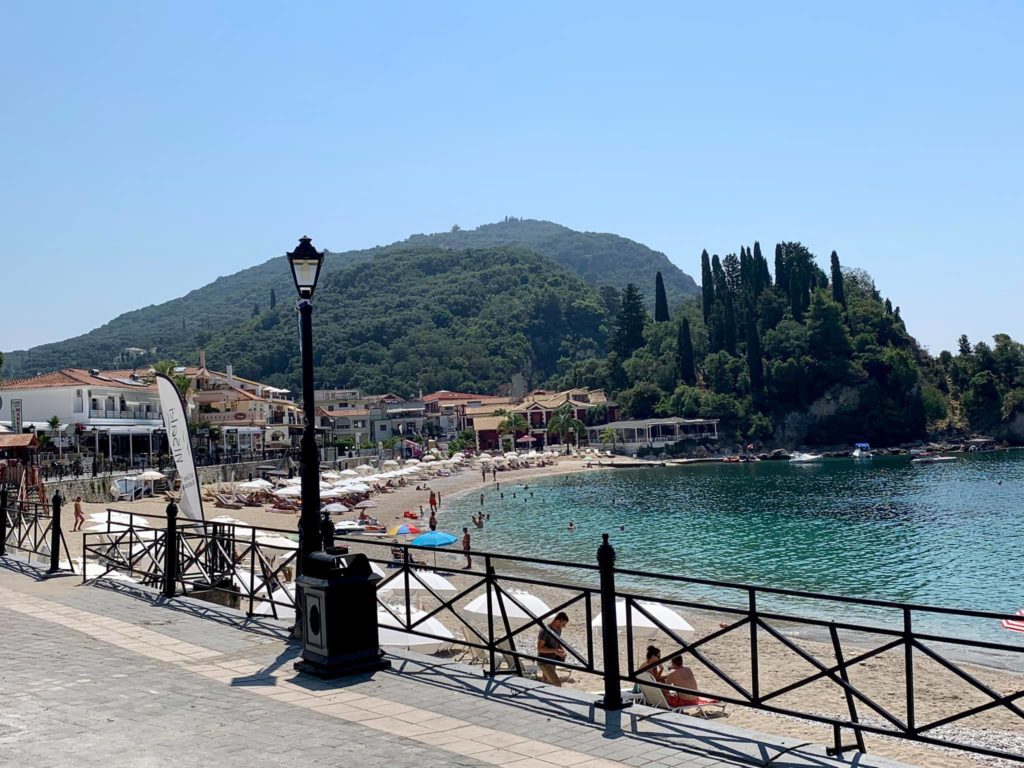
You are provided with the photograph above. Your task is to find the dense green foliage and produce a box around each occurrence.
[555,244,938,447]
[404,218,698,311]
[929,333,1024,441]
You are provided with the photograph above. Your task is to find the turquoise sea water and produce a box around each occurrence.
[449,452,1024,642]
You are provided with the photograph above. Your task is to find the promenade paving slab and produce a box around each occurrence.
[0,557,924,768]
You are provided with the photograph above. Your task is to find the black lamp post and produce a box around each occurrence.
[287,236,326,572]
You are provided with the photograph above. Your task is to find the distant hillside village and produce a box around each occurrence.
[0,351,720,466]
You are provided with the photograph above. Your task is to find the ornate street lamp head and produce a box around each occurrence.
[287,235,324,299]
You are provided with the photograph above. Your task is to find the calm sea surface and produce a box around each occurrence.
[449,452,1024,642]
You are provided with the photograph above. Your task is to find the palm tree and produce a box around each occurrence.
[599,427,617,454]
[149,360,193,399]
[547,404,585,454]
[495,409,528,453]
[47,415,63,459]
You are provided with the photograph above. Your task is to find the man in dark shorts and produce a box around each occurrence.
[537,611,569,686]
[461,527,472,569]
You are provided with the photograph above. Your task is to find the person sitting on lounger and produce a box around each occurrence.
[663,655,700,706]
[644,645,666,682]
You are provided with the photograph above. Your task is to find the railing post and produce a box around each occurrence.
[48,491,63,573]
[749,588,760,704]
[0,487,8,557]
[904,608,915,735]
[596,533,627,710]
[163,501,178,598]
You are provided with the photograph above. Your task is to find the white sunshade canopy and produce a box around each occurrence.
[255,534,298,550]
[338,469,359,477]
[404,458,420,465]
[378,606,454,653]
[477,452,491,459]
[382,460,399,468]
[591,599,695,638]
[322,502,349,513]
[354,499,378,509]
[378,570,456,595]
[464,588,551,623]
[274,486,303,497]
[420,455,436,462]
[136,470,165,481]
[237,479,272,490]
[354,465,375,475]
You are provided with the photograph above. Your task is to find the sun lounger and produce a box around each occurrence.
[214,493,243,510]
[636,672,726,719]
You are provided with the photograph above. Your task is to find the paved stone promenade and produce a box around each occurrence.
[0,558,919,768]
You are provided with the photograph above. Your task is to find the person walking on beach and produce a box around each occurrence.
[492,467,497,481]
[72,496,85,532]
[461,527,472,569]
[428,510,437,531]
[481,467,487,482]
[537,612,569,686]
[428,491,437,514]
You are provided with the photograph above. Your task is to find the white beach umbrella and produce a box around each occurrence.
[420,454,436,463]
[87,511,151,527]
[321,471,343,481]
[344,482,370,493]
[255,534,299,550]
[274,486,303,497]
[237,479,272,491]
[478,452,492,459]
[354,464,375,475]
[355,500,379,509]
[464,588,551,624]
[137,470,165,481]
[378,570,456,596]
[338,468,359,477]
[377,606,454,653]
[404,458,420,466]
[209,515,254,535]
[253,583,297,620]
[382,459,399,468]
[322,502,349,513]
[591,599,695,639]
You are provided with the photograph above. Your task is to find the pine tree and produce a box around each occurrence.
[712,255,737,355]
[654,271,670,322]
[830,251,846,309]
[677,318,696,385]
[723,253,741,294]
[270,288,277,310]
[612,283,648,359]
[700,250,714,323]
[789,270,804,323]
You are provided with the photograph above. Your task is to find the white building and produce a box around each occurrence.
[0,368,164,462]
[586,417,719,454]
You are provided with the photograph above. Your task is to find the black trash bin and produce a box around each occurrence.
[295,548,391,678]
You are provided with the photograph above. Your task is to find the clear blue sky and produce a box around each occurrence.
[2,2,1021,355]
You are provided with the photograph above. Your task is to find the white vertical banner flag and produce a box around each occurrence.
[156,373,205,521]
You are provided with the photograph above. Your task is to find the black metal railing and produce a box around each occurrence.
[1,492,75,574]
[76,516,1024,764]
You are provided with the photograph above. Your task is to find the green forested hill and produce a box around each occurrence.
[0,246,373,378]
[202,245,609,393]
[404,218,698,310]
[1,219,695,378]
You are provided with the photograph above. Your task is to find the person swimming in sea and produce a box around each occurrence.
[567,521,576,532]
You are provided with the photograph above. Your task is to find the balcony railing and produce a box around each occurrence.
[88,408,162,421]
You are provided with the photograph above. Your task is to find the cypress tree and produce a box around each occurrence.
[789,270,803,322]
[830,251,846,309]
[712,255,737,355]
[270,288,277,310]
[612,283,648,359]
[700,250,714,323]
[654,271,670,322]
[774,243,786,290]
[746,316,764,401]
[677,318,696,385]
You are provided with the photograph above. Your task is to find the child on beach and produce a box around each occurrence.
[72,496,85,532]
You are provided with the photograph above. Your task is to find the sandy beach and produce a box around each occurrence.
[61,457,1023,768]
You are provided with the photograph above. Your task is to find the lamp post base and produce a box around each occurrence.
[294,650,391,679]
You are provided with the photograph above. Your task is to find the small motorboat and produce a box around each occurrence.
[852,443,872,459]
[911,455,959,464]
[789,452,823,463]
